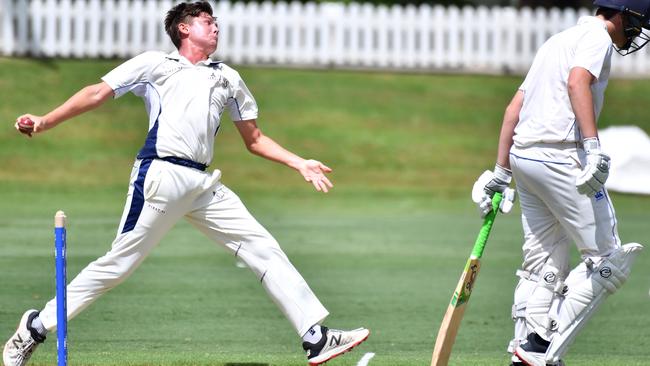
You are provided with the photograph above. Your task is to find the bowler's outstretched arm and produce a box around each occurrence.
[15,81,114,136]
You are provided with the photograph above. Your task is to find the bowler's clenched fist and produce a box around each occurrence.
[15,116,35,137]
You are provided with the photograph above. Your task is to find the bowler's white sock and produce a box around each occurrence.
[302,324,323,344]
[30,316,48,337]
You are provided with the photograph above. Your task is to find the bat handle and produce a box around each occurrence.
[471,192,502,259]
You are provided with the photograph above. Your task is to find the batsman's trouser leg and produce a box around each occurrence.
[512,158,572,341]
[40,159,190,330]
[185,182,329,337]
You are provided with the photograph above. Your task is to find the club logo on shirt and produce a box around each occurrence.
[211,74,230,89]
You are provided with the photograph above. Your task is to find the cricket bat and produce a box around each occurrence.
[430,192,503,366]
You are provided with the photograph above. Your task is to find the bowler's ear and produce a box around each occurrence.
[178,22,190,36]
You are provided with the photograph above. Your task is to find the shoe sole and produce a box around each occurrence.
[308,330,370,366]
[514,349,543,366]
[514,349,565,366]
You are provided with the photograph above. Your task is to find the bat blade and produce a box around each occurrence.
[431,258,481,366]
[430,191,502,366]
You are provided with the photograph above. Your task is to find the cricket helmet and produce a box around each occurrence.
[594,0,650,54]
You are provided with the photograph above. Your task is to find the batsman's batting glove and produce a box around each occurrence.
[472,165,516,218]
[484,164,512,196]
[575,137,610,196]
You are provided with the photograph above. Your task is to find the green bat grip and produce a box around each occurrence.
[470,192,503,259]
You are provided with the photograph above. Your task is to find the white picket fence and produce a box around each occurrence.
[1,0,650,76]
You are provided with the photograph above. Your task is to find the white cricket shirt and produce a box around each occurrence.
[514,16,613,148]
[102,51,258,166]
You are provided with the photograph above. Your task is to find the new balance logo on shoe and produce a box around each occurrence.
[11,334,23,350]
[329,334,341,347]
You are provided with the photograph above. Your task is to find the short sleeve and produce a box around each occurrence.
[101,51,162,98]
[519,72,531,92]
[571,30,612,80]
[519,48,546,93]
[227,74,258,121]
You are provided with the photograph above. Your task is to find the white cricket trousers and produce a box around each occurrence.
[509,143,620,275]
[39,159,329,336]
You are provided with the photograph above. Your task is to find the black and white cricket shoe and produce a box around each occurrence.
[3,310,46,366]
[514,332,567,366]
[302,326,369,365]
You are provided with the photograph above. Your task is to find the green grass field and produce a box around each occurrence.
[1,58,649,366]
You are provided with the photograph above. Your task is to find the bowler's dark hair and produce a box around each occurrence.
[165,1,213,49]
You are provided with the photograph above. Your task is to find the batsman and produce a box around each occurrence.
[474,1,648,365]
[3,2,369,365]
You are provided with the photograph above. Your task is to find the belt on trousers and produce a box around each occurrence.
[158,156,208,171]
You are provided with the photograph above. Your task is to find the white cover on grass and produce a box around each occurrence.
[599,126,650,195]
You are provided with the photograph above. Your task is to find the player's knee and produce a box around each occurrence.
[593,262,626,293]
[592,243,642,291]
[238,237,288,268]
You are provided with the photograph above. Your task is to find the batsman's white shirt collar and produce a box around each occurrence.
[165,50,222,66]
[577,15,608,31]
